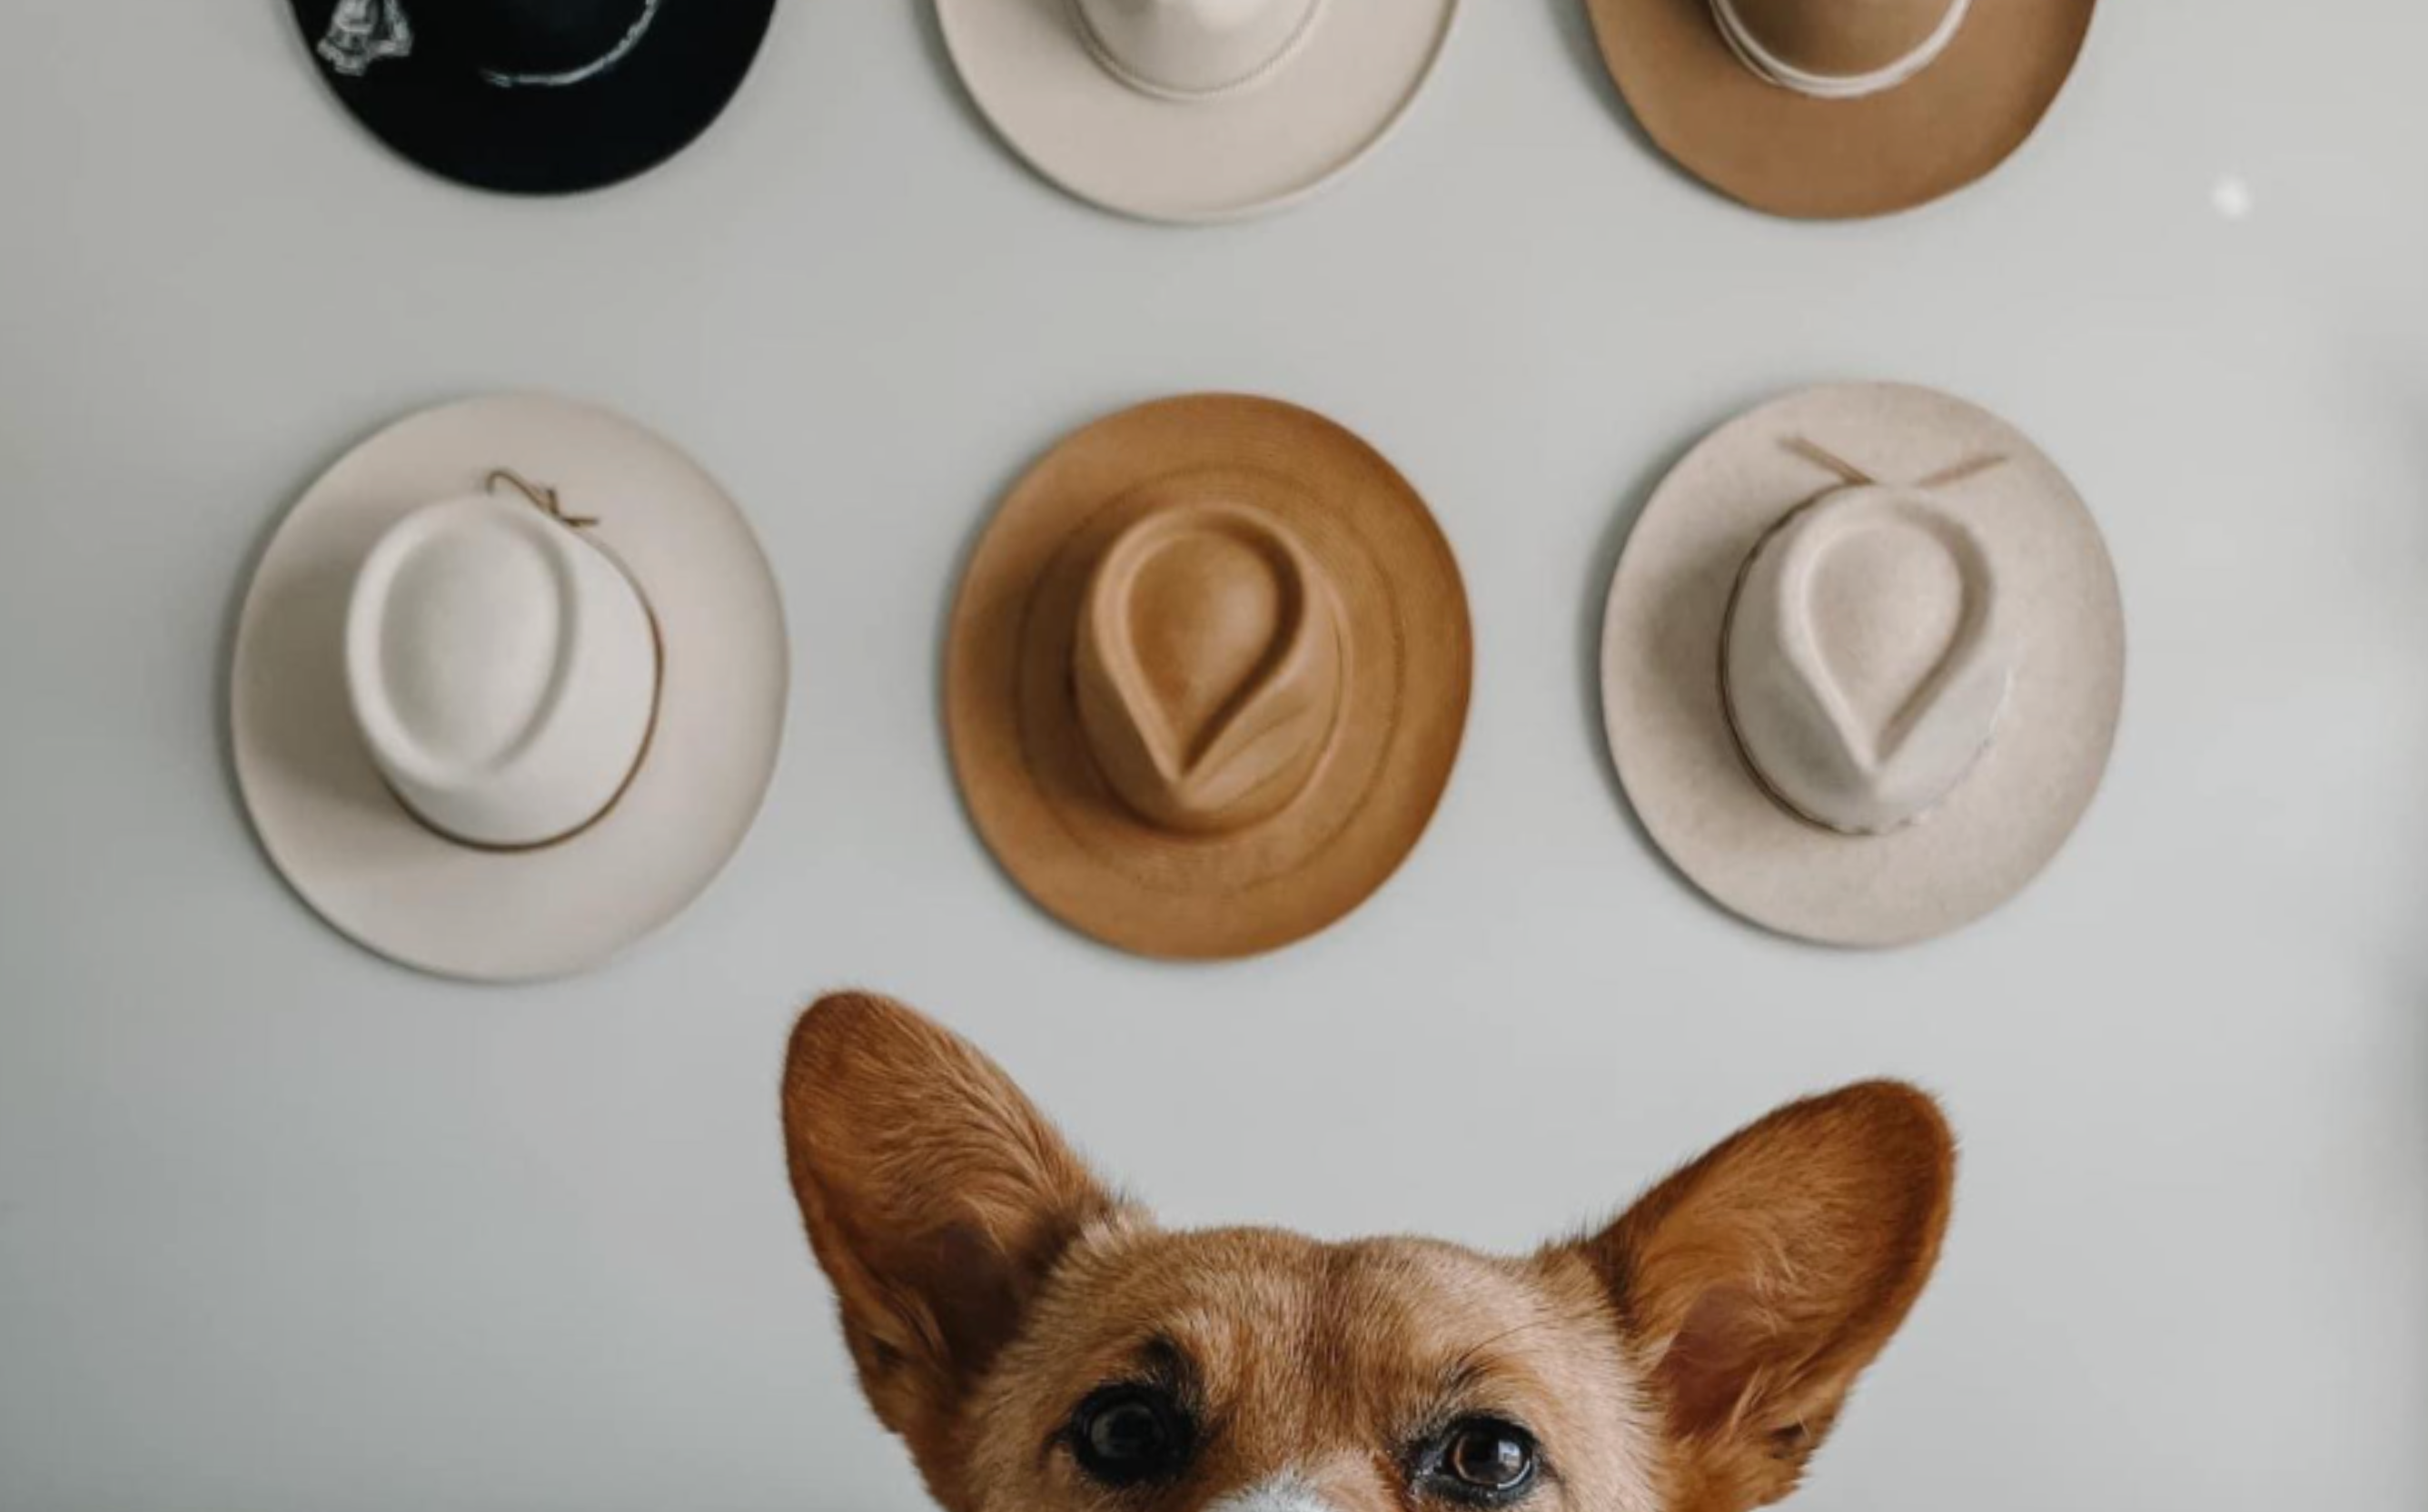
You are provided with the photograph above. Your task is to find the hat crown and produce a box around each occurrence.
[1075,486,1344,835]
[1719,0,1961,82]
[411,0,655,79]
[1074,0,1324,97]
[346,491,659,848]
[1724,485,2017,835]
[374,510,563,768]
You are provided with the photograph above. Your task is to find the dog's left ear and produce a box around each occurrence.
[781,993,1125,1490]
[1572,1082,1956,1512]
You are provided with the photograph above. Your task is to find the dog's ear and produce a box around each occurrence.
[1575,1082,1956,1512]
[781,993,1125,1477]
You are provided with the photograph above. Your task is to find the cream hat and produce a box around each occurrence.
[1600,383,2124,946]
[231,394,788,983]
[937,0,1460,223]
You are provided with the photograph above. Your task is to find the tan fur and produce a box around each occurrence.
[782,993,1955,1512]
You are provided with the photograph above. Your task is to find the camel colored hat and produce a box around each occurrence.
[937,0,1460,223]
[232,394,788,983]
[948,395,1471,959]
[1600,383,2124,947]
[1585,0,2096,219]
[292,0,776,194]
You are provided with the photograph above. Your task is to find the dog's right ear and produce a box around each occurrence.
[1574,1082,1956,1512]
[782,993,1125,1477]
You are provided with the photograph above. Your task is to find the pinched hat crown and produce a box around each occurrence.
[1722,482,2018,836]
[1074,478,1345,835]
[344,474,660,850]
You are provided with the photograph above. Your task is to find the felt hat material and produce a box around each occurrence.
[1586,0,2096,219]
[1600,382,2125,947]
[268,9,2126,968]
[947,395,1472,960]
[292,0,777,194]
[1722,483,2019,836]
[231,394,789,983]
[344,482,664,850]
[937,0,1461,223]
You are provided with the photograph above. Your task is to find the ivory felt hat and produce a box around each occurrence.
[291,0,776,194]
[947,395,1472,960]
[1584,0,2096,219]
[937,0,1460,223]
[232,394,789,983]
[1600,383,2124,947]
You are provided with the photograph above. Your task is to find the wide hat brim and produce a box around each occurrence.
[1600,383,2124,947]
[948,395,1472,960]
[289,0,776,194]
[232,394,789,983]
[937,0,1460,223]
[1587,0,2095,219]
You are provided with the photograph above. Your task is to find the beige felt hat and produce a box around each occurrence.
[947,394,1472,960]
[1585,0,2096,219]
[1600,382,2124,947]
[231,394,788,983]
[937,0,1460,223]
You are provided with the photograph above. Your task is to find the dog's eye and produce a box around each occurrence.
[1419,1418,1541,1505]
[1070,1386,1189,1487]
[1449,1424,1533,1489]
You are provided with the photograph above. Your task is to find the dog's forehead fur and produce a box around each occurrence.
[963,1221,1664,1510]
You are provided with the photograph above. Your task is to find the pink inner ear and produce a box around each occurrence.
[1661,1284,1779,1438]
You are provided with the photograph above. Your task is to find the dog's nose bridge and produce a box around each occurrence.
[1204,1474,1343,1512]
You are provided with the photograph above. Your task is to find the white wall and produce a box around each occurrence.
[3,3,2423,1508]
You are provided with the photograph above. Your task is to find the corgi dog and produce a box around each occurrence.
[780,994,1954,1512]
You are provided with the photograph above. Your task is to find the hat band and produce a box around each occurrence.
[1708,0,1971,101]
[481,0,663,89]
[1070,0,1328,104]
[312,0,664,88]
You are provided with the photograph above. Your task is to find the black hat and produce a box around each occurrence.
[292,0,777,194]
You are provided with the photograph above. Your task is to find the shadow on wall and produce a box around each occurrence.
[1537,0,1702,196]
[907,0,1032,183]
[213,407,462,899]
[1574,392,1778,934]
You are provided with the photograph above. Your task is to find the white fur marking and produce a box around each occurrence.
[1205,1477,1340,1512]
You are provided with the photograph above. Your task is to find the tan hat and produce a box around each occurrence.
[1585,0,2096,219]
[231,394,788,983]
[937,0,1460,223]
[947,395,1471,959]
[1600,382,2124,947]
